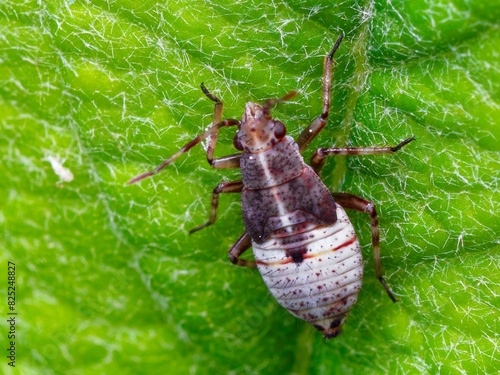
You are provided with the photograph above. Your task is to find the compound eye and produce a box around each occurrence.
[273,121,286,139]
[233,134,244,151]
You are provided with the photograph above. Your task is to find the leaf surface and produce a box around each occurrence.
[0,0,498,374]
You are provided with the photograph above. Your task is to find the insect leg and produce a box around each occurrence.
[310,137,415,174]
[332,192,398,302]
[228,232,256,268]
[200,83,242,169]
[190,180,244,234]
[128,118,240,184]
[128,84,242,185]
[296,34,343,152]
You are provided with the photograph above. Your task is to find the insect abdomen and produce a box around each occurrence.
[252,204,363,338]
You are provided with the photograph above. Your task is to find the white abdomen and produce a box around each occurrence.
[252,204,363,338]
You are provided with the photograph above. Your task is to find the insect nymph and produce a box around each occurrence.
[129,35,414,339]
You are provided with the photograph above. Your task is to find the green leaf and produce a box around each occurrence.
[1,0,498,374]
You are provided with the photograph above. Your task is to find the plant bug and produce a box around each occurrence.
[129,35,414,338]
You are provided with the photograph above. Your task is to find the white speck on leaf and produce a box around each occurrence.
[43,156,74,183]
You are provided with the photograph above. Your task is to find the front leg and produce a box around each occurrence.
[200,83,242,169]
[128,85,241,185]
[310,137,415,174]
[332,192,398,302]
[296,35,343,152]
[190,180,244,234]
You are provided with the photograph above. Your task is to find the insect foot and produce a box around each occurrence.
[128,34,414,339]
